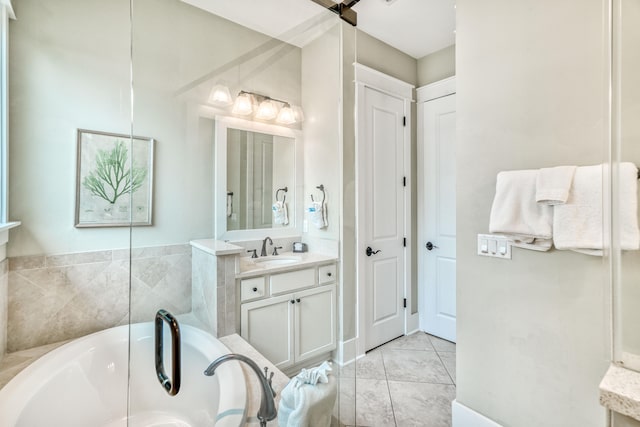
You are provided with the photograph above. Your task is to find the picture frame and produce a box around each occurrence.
[75,129,154,227]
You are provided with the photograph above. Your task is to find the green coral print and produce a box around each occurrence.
[82,140,147,204]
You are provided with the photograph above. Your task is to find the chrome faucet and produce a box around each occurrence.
[204,354,277,427]
[260,236,273,257]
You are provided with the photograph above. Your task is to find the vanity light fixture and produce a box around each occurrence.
[226,89,302,124]
[232,92,254,116]
[276,104,296,125]
[255,99,279,121]
[208,84,233,106]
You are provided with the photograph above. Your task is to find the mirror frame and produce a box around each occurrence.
[214,116,303,240]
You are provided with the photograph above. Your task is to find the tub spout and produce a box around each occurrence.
[205,354,277,426]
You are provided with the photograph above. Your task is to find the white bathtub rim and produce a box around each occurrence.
[0,322,247,427]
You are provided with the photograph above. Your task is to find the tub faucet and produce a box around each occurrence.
[204,354,277,427]
[260,236,273,257]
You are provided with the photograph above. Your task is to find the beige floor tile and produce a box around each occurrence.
[438,352,456,384]
[354,378,396,426]
[355,350,387,380]
[382,349,452,384]
[388,381,455,427]
[382,333,435,352]
[427,334,456,353]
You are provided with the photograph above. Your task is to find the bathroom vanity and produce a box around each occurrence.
[238,253,337,374]
[190,239,338,375]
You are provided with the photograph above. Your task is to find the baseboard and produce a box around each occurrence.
[452,400,503,427]
[332,337,357,366]
[406,312,419,334]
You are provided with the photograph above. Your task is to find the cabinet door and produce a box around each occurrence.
[241,294,294,369]
[294,285,337,362]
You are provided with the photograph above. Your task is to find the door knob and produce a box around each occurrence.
[366,246,381,257]
[426,242,438,251]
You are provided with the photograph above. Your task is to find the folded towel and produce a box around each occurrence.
[489,169,554,251]
[308,202,327,229]
[273,201,289,225]
[278,361,337,427]
[293,361,332,388]
[554,163,640,255]
[536,166,577,205]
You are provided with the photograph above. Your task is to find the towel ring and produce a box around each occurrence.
[276,187,288,203]
[310,184,325,205]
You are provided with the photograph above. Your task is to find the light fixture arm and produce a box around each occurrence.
[238,91,291,108]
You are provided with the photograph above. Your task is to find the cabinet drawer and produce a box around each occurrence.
[318,264,336,285]
[241,277,266,302]
[270,268,315,295]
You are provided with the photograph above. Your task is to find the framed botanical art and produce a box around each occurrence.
[75,129,154,227]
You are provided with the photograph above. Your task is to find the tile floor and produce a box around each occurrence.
[336,332,456,427]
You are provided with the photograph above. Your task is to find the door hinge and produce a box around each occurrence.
[403,176,406,187]
[403,298,407,308]
[403,116,406,127]
[403,237,407,247]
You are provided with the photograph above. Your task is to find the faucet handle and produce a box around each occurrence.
[263,367,276,397]
[247,249,258,259]
[269,371,276,397]
[272,246,283,256]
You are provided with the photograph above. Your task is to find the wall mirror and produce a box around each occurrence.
[215,116,303,239]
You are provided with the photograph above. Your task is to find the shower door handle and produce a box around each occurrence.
[155,309,181,396]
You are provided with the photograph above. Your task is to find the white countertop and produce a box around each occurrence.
[190,239,244,256]
[237,251,338,279]
[600,364,640,421]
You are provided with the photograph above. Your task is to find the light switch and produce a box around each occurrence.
[477,234,512,260]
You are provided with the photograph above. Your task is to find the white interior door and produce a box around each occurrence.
[420,93,457,342]
[362,86,406,351]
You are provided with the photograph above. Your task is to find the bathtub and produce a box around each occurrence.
[0,322,247,427]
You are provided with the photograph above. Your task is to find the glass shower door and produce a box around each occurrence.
[128,0,354,425]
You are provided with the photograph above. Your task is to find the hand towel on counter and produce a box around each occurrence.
[489,169,554,251]
[536,165,577,205]
[554,163,640,255]
[278,361,337,427]
[272,201,289,225]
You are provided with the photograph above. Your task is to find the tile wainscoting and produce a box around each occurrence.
[7,244,192,352]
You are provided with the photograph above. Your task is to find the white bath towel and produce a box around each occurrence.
[308,202,327,229]
[272,201,289,225]
[278,361,337,427]
[489,169,554,251]
[536,165,577,205]
[554,163,640,255]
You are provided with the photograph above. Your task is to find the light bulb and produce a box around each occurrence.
[208,84,232,106]
[232,93,254,115]
[255,99,279,120]
[276,105,296,125]
[292,105,305,123]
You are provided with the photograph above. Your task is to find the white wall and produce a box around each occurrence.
[456,1,610,426]
[301,24,341,243]
[8,0,302,257]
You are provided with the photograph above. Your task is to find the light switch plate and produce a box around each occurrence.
[477,234,512,259]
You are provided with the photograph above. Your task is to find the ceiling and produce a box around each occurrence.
[181,0,456,59]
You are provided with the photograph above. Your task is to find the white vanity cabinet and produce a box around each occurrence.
[239,263,337,371]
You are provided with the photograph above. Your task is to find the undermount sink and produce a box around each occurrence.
[252,256,301,266]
